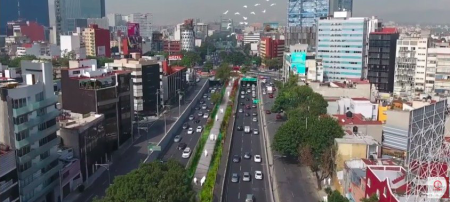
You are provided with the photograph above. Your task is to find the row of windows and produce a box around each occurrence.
[320,55,362,59]
[324,66,362,71]
[318,50,363,54]
[319,39,363,43]
[323,61,361,65]
[318,45,363,48]
[324,71,362,76]
[318,34,364,37]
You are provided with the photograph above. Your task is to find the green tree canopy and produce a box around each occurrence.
[211,92,222,104]
[243,43,251,56]
[204,61,213,72]
[8,55,38,68]
[215,63,231,82]
[327,190,349,202]
[272,118,307,157]
[180,51,201,67]
[94,160,195,202]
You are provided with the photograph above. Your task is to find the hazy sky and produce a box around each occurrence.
[50,0,450,25]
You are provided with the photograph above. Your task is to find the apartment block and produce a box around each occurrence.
[393,37,429,96]
[0,61,61,202]
[427,48,450,95]
[317,11,368,81]
[82,24,111,57]
[260,37,284,64]
[0,145,20,202]
[128,13,153,39]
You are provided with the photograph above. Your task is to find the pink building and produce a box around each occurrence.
[365,166,406,202]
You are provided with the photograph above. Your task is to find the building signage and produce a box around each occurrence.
[127,23,140,37]
[290,52,306,75]
[168,55,183,61]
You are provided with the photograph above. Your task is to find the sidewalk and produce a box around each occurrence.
[193,83,233,190]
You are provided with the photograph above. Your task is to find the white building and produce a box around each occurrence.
[60,33,86,59]
[107,13,126,27]
[128,13,153,39]
[336,97,378,120]
[181,29,195,52]
[87,17,109,30]
[194,23,208,39]
[243,32,261,45]
[393,37,429,96]
[428,48,450,95]
[317,11,368,81]
[16,42,60,59]
[306,59,324,82]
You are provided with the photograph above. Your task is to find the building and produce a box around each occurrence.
[64,19,88,33]
[367,28,399,93]
[180,19,195,52]
[128,13,153,39]
[317,11,368,81]
[82,24,111,57]
[365,165,407,202]
[194,22,209,39]
[60,65,133,152]
[87,17,109,30]
[57,147,82,200]
[0,60,62,202]
[333,112,383,143]
[60,32,87,59]
[163,40,182,54]
[57,112,106,186]
[0,0,49,35]
[16,42,61,59]
[284,26,317,49]
[161,64,187,106]
[107,13,126,27]
[428,48,450,96]
[287,0,328,27]
[260,37,284,65]
[330,0,353,15]
[55,0,106,34]
[151,31,164,51]
[6,20,45,42]
[335,97,379,120]
[243,32,261,45]
[283,44,321,80]
[0,145,20,202]
[335,135,380,171]
[393,37,429,96]
[106,57,162,116]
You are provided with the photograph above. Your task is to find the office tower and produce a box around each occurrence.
[428,48,450,96]
[287,0,329,27]
[316,11,368,81]
[194,23,208,39]
[55,0,106,34]
[367,28,399,93]
[0,0,49,35]
[180,19,195,52]
[260,38,285,62]
[330,0,353,14]
[284,26,317,50]
[0,61,61,202]
[128,13,153,39]
[393,37,429,96]
[60,64,133,152]
[82,24,111,57]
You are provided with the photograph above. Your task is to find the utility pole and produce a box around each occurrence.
[177,89,182,117]
[156,89,160,118]
[163,105,171,136]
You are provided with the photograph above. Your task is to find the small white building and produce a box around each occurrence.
[16,42,60,59]
[60,33,86,59]
[336,97,378,120]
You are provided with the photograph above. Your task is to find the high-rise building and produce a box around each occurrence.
[0,145,20,202]
[194,23,208,39]
[180,19,195,52]
[243,32,261,45]
[316,11,368,81]
[6,20,45,42]
[260,37,285,62]
[367,28,399,93]
[329,0,353,14]
[55,0,106,34]
[428,48,450,96]
[284,26,317,50]
[0,61,61,202]
[287,0,353,27]
[128,13,152,39]
[82,24,111,57]
[0,0,49,35]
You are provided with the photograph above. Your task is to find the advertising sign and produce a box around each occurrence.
[290,52,306,74]
[127,23,140,37]
[168,55,183,61]
[126,36,142,54]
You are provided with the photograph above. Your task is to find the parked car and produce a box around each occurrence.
[182,147,191,158]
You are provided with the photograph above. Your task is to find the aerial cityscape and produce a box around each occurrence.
[1,0,450,202]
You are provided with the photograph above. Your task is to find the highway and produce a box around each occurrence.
[223,83,270,202]
[161,85,220,165]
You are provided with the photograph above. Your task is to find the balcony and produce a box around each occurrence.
[0,179,17,194]
[15,124,59,149]
[14,110,60,133]
[24,167,61,202]
[13,96,58,117]
[18,137,59,164]
[18,154,59,180]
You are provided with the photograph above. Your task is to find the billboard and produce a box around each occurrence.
[263,22,279,30]
[290,52,306,74]
[168,55,183,61]
[127,23,140,37]
[123,36,142,55]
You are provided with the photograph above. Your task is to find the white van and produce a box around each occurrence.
[244,126,250,133]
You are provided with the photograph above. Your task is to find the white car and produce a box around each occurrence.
[196,126,203,133]
[182,147,191,158]
[187,128,194,134]
[254,155,261,163]
[241,95,245,99]
[252,117,258,122]
[255,171,263,180]
[203,113,209,118]
[263,91,266,95]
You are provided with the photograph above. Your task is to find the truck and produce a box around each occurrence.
[267,86,273,94]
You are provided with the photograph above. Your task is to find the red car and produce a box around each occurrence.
[276,114,283,120]
[246,105,251,109]
[265,110,271,114]
[269,94,274,98]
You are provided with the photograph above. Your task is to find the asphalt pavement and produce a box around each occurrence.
[68,79,208,202]
[161,87,219,165]
[260,77,321,202]
[223,84,270,202]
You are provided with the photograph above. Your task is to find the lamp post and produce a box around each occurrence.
[156,89,160,118]
[95,163,111,185]
[163,105,171,136]
[177,89,183,117]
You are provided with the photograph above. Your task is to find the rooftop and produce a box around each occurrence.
[351,97,370,101]
[335,134,379,145]
[368,165,406,189]
[58,111,104,130]
[333,113,382,126]
[371,27,398,35]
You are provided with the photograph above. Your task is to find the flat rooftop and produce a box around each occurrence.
[335,135,379,145]
[333,113,382,126]
[368,166,406,189]
[58,111,104,129]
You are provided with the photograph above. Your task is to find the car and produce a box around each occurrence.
[198,111,203,116]
[253,129,259,135]
[265,110,271,114]
[246,105,251,109]
[200,100,205,104]
[242,172,251,182]
[247,89,251,93]
[231,173,239,183]
[189,115,194,120]
[207,97,211,100]
[182,147,191,158]
[241,91,245,95]
[246,194,254,202]
[174,135,182,142]
[194,119,201,123]
[252,105,256,108]
[182,123,189,129]
[237,126,243,131]
[244,126,251,133]
[240,102,245,106]
[276,113,283,120]
[194,106,200,110]
[244,152,251,159]
[206,108,211,112]
[178,143,187,150]
[254,155,261,163]
[202,104,207,109]
[246,83,250,87]
[252,112,257,116]
[187,128,194,134]
[203,94,207,98]
[238,108,243,113]
[252,94,256,98]
[203,113,209,118]
[255,171,263,180]
[269,94,274,98]
[245,113,250,117]
[196,126,203,133]
[241,95,245,99]
[252,117,258,122]
[262,91,267,95]
[232,155,241,163]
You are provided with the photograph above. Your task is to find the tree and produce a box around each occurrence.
[272,118,307,157]
[240,66,249,74]
[180,51,201,67]
[327,190,349,202]
[0,54,10,65]
[243,43,251,56]
[204,61,213,72]
[8,55,38,68]
[215,63,231,82]
[361,194,379,202]
[94,160,196,202]
[271,85,315,112]
[211,92,222,104]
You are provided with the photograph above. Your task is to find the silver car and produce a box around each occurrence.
[243,172,251,182]
[174,135,181,142]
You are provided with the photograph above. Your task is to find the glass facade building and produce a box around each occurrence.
[56,0,105,33]
[287,0,353,27]
[0,0,49,34]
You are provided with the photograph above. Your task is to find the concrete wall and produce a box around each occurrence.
[145,81,210,162]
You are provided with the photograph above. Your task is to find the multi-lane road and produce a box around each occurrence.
[223,82,270,202]
[161,86,219,165]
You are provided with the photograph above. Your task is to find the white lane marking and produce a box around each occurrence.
[238,192,240,199]
[291,191,295,198]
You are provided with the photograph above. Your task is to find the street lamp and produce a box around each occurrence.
[95,163,111,185]
[163,105,171,136]
[177,89,183,117]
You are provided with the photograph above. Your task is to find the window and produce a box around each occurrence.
[383,187,387,196]
[37,107,47,116]
[12,98,26,109]
[18,161,31,172]
[35,92,44,102]
[376,189,380,197]
[367,178,371,187]
[16,130,29,141]
[40,150,50,160]
[17,145,30,157]
[39,132,57,146]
